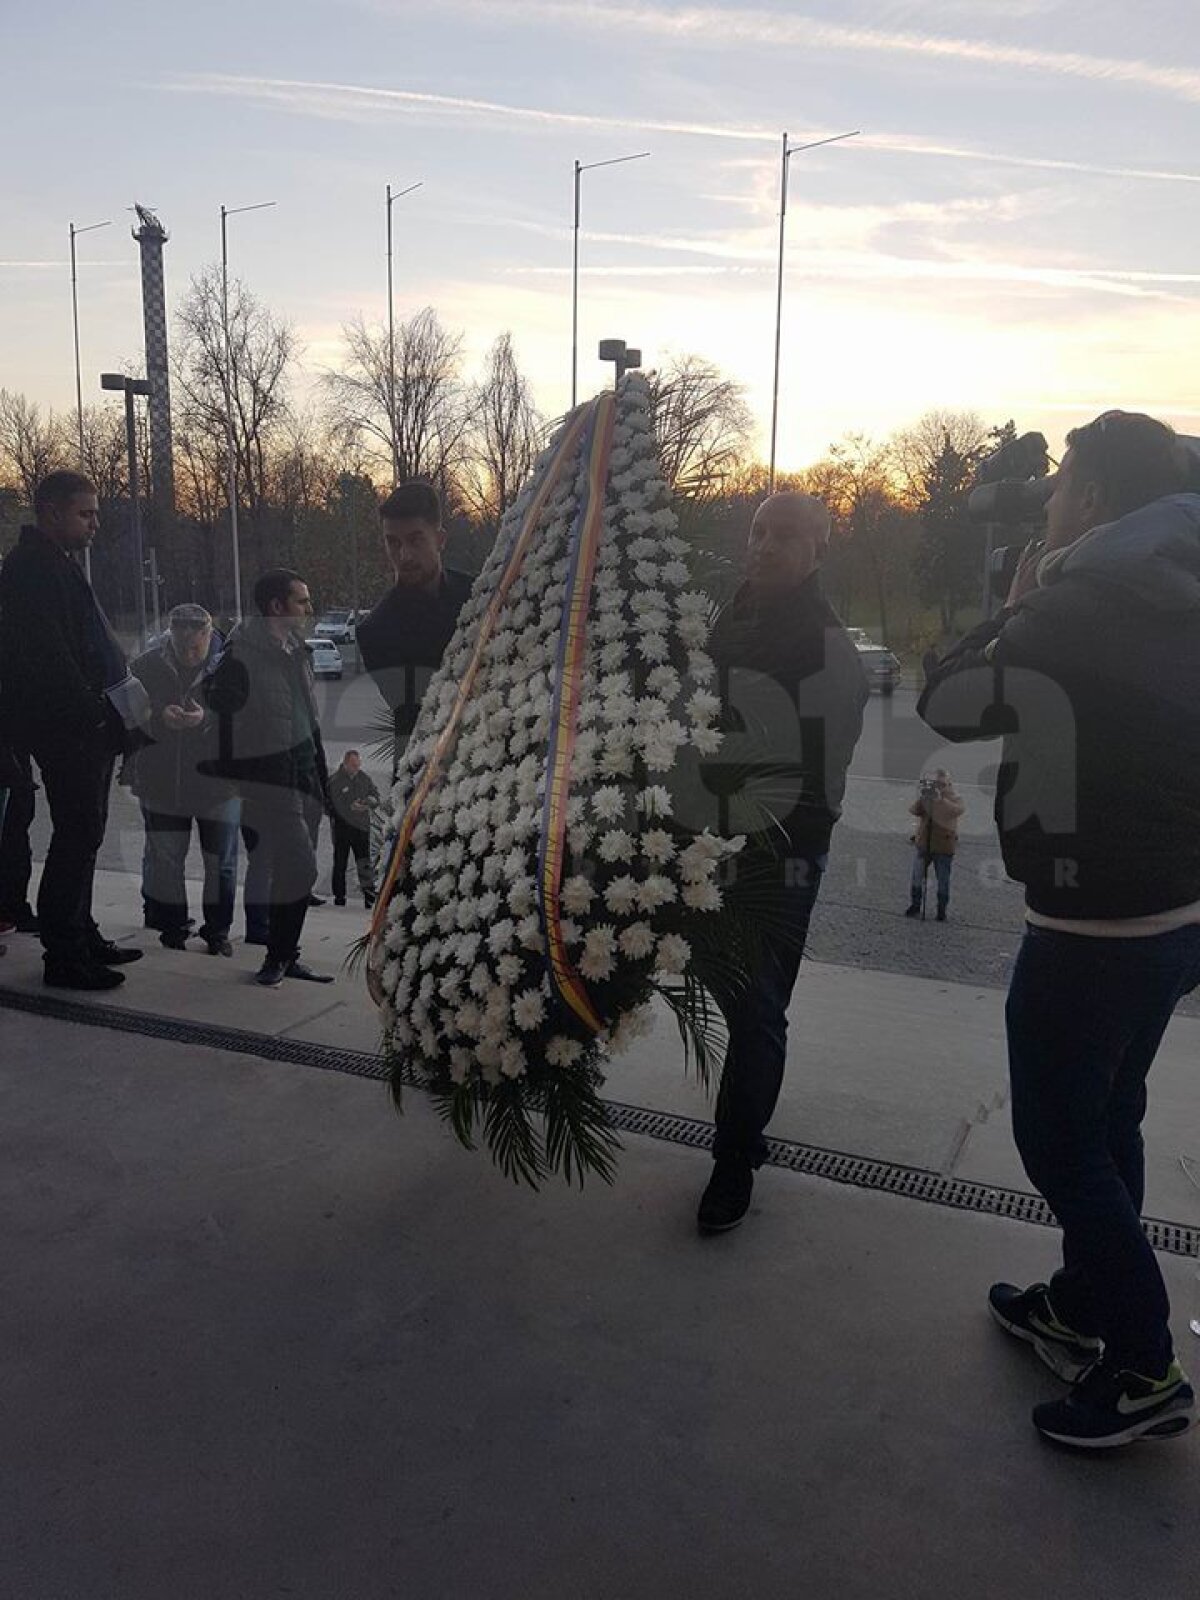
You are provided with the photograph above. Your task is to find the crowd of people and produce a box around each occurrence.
[0,477,471,986]
[3,407,1199,1451]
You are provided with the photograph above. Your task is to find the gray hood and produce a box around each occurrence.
[1038,492,1200,613]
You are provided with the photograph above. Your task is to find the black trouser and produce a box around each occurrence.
[713,853,825,1164]
[331,822,374,902]
[31,746,115,966]
[240,797,319,965]
[0,750,35,919]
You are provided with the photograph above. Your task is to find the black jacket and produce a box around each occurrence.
[202,619,328,810]
[705,572,868,858]
[357,568,473,747]
[329,766,379,832]
[918,493,1200,919]
[0,526,126,758]
[126,640,232,816]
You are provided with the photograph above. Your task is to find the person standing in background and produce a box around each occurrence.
[905,769,965,922]
[328,749,379,909]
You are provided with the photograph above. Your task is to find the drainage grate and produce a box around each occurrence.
[4,985,1199,1257]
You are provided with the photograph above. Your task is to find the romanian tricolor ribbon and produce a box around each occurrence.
[366,404,592,1005]
[536,391,617,1035]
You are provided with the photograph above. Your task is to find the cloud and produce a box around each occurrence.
[382,1,1200,105]
[165,74,1200,188]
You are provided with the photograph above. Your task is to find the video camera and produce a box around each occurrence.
[969,428,1200,602]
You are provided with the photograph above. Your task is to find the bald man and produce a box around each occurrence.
[698,491,868,1233]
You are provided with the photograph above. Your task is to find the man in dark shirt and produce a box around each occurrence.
[0,472,144,988]
[698,492,867,1234]
[356,481,473,778]
[327,749,379,908]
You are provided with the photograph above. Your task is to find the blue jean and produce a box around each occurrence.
[1007,922,1200,1374]
[713,853,825,1164]
[141,798,240,938]
[911,849,952,905]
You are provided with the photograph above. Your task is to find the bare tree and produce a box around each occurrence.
[826,434,915,647]
[174,267,295,524]
[889,409,991,509]
[0,390,68,508]
[647,354,753,502]
[325,308,467,491]
[461,333,543,532]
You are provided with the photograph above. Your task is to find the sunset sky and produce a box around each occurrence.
[4,0,1198,469]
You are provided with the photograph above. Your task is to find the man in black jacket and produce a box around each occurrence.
[697,492,867,1234]
[327,749,379,908]
[0,472,143,988]
[356,481,473,778]
[919,411,1199,1448]
[128,605,239,954]
[204,569,332,987]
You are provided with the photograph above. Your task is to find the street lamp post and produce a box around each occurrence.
[572,151,650,408]
[70,218,111,580]
[220,200,276,622]
[385,181,423,488]
[101,373,152,650]
[768,129,859,491]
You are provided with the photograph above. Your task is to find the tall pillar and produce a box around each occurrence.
[132,203,175,521]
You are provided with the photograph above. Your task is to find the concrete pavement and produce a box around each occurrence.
[3,1008,1197,1600]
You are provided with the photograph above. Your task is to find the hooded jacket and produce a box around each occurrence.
[918,493,1200,919]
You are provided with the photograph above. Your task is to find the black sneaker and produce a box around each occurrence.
[697,1155,754,1234]
[88,940,143,966]
[988,1281,1104,1383]
[160,929,190,950]
[334,896,346,907]
[255,958,287,987]
[45,961,125,991]
[9,909,39,934]
[904,903,921,918]
[307,894,326,908]
[204,934,233,958]
[936,904,948,922]
[1033,1358,1194,1449]
[285,959,334,984]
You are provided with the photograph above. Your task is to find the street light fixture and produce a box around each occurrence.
[768,129,860,491]
[70,218,111,580]
[100,372,152,651]
[385,181,423,488]
[572,151,650,408]
[220,200,277,622]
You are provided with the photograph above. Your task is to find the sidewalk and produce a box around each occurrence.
[3,1008,1196,1599]
[5,864,1200,1227]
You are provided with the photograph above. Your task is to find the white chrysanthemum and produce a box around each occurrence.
[545,1035,584,1068]
[580,925,617,981]
[618,922,656,959]
[639,785,672,818]
[591,785,627,822]
[635,875,677,912]
[682,879,723,912]
[603,875,639,915]
[641,828,676,864]
[513,989,547,1031]
[692,726,722,756]
[496,953,523,986]
[561,875,595,915]
[597,829,636,864]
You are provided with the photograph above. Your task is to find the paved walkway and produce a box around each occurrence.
[4,1009,1196,1599]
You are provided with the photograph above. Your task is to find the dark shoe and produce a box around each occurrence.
[88,940,143,967]
[255,959,287,987]
[307,894,326,908]
[244,931,269,947]
[1033,1358,1194,1448]
[145,914,194,934]
[904,903,921,918]
[9,909,39,934]
[936,903,947,922]
[285,959,334,984]
[204,934,233,958]
[364,893,376,910]
[697,1155,754,1234]
[160,929,190,950]
[988,1281,1103,1383]
[334,896,346,907]
[44,961,125,991]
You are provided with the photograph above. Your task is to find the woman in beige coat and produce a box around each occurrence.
[906,768,965,921]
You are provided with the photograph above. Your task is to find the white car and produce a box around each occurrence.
[305,637,344,679]
[314,610,356,644]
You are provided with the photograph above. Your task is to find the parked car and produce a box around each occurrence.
[314,610,356,644]
[306,637,344,680]
[856,643,902,696]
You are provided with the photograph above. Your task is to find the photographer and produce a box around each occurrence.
[904,768,963,922]
[919,410,1200,1448]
